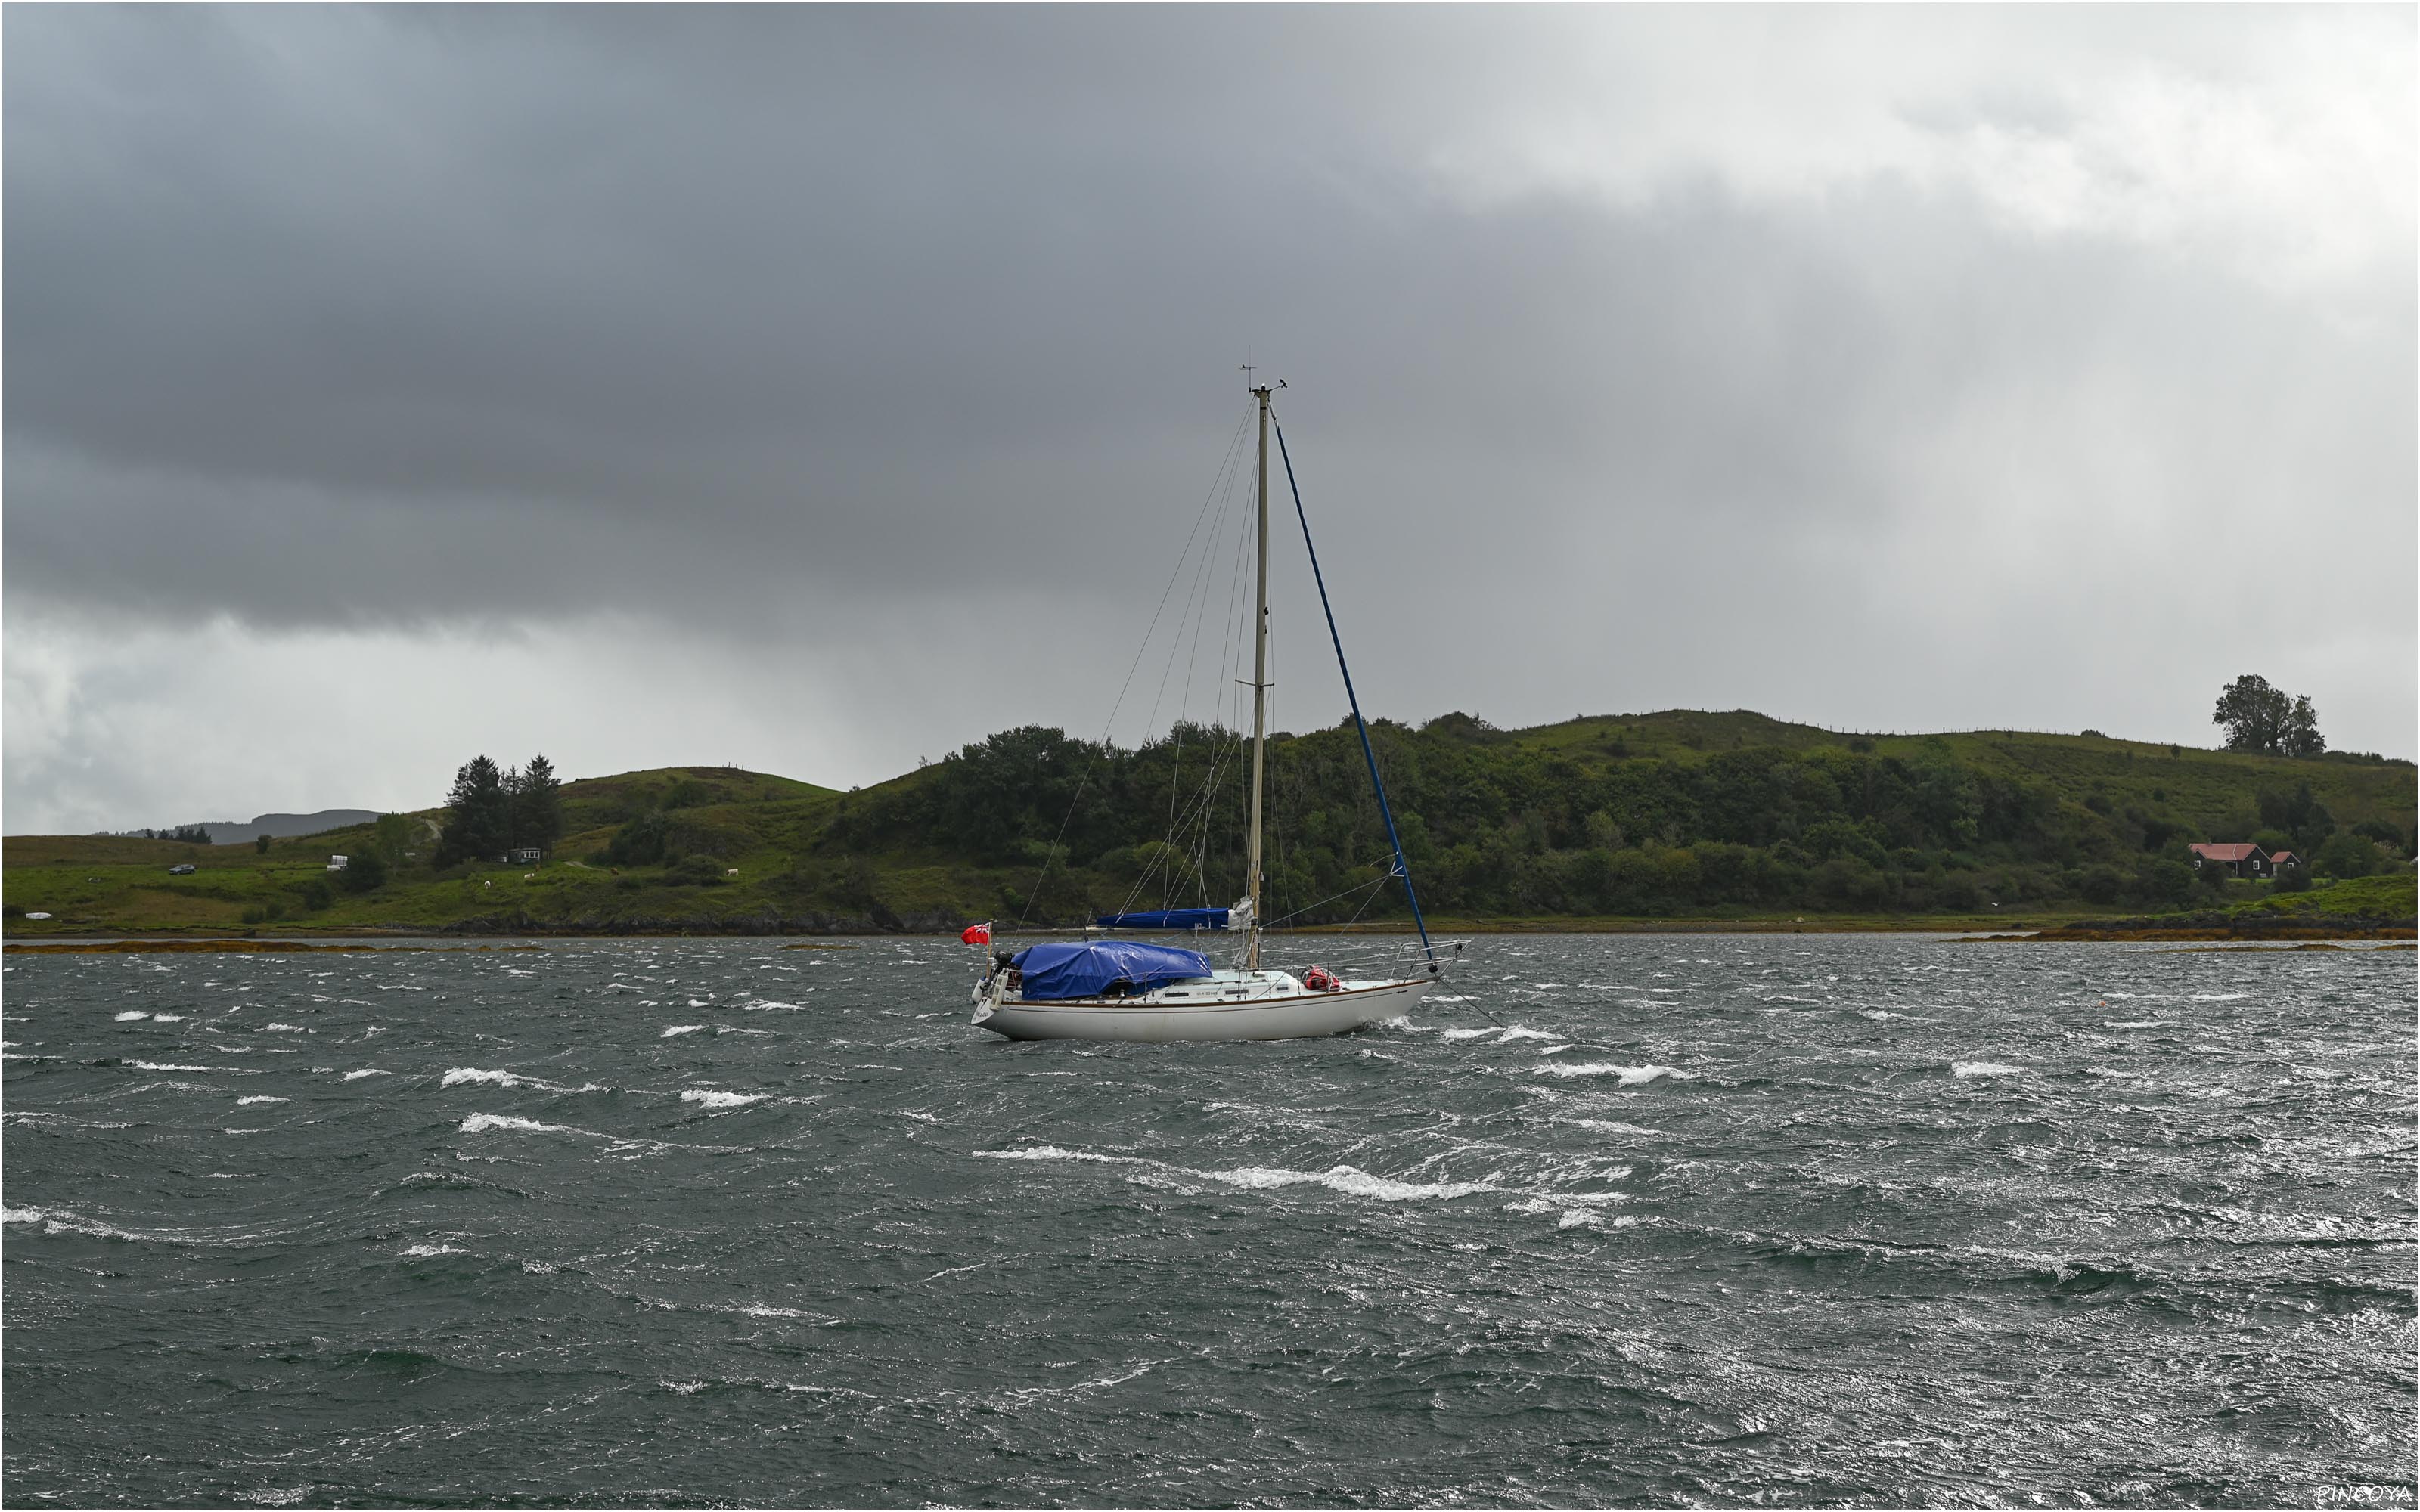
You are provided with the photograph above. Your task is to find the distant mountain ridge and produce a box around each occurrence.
[194,810,380,845]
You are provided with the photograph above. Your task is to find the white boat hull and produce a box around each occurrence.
[975,973,1433,1043]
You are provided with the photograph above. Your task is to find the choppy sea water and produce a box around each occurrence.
[2,935,2412,1508]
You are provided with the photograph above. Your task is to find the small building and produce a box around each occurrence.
[2189,842,2270,878]
[327,854,349,872]
[500,847,544,866]
[2266,849,2303,874]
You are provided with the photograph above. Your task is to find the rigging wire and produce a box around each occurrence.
[1138,426,1251,909]
[1013,413,1252,934]
[1258,869,1391,930]
[1112,677,1250,919]
[1168,428,1255,902]
[1110,436,1257,921]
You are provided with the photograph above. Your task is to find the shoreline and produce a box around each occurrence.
[0,914,2161,943]
[8,925,2415,952]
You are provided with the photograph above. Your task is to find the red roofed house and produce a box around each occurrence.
[2189,842,2271,878]
[2266,850,2304,875]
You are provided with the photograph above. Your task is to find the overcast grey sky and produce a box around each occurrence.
[6,5,2413,833]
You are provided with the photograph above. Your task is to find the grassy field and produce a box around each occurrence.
[2223,873,2415,922]
[6,714,2412,938]
[5,766,850,937]
[2006,875,2419,941]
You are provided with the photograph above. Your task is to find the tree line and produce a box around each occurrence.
[2214,674,2324,758]
[436,755,564,866]
[231,759,557,919]
[127,824,215,845]
[821,716,2411,921]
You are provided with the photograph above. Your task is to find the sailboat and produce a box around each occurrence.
[970,382,1457,1043]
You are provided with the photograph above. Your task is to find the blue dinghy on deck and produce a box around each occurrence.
[1010,941,1215,1001]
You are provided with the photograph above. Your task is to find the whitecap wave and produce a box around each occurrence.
[706,1301,830,1321]
[3,1207,153,1241]
[1494,1027,1563,1043]
[113,1011,149,1022]
[1533,1063,1695,1083]
[234,1095,286,1106]
[402,1243,465,1257]
[973,1145,1134,1163]
[341,1069,388,1080]
[1207,1165,1496,1201]
[680,1089,766,1110]
[660,1024,707,1038]
[459,1113,574,1136]
[443,1067,528,1088]
[1952,1061,2027,1077]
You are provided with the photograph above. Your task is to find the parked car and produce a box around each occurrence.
[169,863,197,875]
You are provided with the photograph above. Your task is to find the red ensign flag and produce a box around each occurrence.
[960,922,992,947]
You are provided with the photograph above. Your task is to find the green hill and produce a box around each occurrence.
[5,714,2413,937]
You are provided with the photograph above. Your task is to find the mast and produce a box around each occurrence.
[1246,384,1272,970]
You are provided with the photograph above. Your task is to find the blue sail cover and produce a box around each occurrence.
[1093,907,1229,931]
[1010,940,1215,1000]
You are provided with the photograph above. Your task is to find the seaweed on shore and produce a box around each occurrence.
[3,940,549,955]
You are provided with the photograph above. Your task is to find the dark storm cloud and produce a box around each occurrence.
[5,4,2414,810]
[5,5,1488,615]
